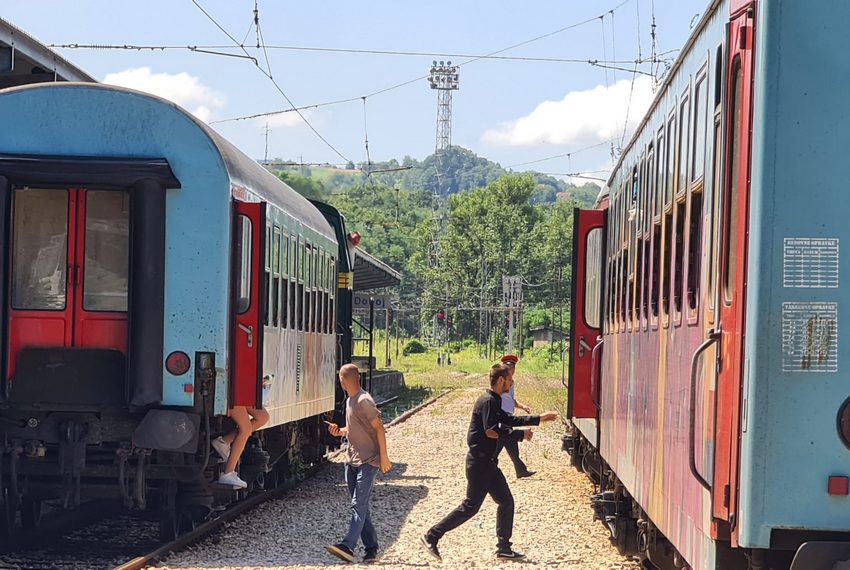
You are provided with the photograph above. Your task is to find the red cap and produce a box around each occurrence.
[500,354,518,366]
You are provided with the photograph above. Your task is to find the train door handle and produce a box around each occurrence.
[238,323,254,348]
[688,328,720,491]
[578,337,593,358]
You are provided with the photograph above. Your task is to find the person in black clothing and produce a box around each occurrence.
[420,364,558,561]
[495,354,536,478]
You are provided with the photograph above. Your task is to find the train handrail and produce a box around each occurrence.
[590,336,604,410]
[689,328,720,491]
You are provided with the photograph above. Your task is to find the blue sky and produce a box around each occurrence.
[5,0,706,183]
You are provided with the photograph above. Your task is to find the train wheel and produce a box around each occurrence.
[20,497,42,529]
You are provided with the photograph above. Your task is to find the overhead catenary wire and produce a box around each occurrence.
[190,0,352,163]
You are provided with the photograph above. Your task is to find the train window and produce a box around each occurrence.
[673,202,686,316]
[693,76,708,181]
[677,95,691,196]
[12,189,69,311]
[290,235,298,330]
[585,228,602,329]
[707,114,722,311]
[724,58,743,303]
[83,191,130,312]
[297,238,304,331]
[329,255,336,334]
[313,246,319,332]
[264,225,271,327]
[651,222,661,318]
[235,215,252,314]
[301,243,313,332]
[662,213,672,319]
[282,235,289,329]
[644,145,654,322]
[665,114,675,205]
[656,129,664,216]
[687,190,704,312]
[272,227,280,327]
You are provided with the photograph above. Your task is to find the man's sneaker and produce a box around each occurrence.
[363,548,381,564]
[420,534,442,561]
[217,471,247,489]
[516,470,536,479]
[211,436,231,462]
[496,549,526,560]
[325,543,354,563]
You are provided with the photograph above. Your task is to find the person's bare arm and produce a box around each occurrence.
[369,416,392,474]
[324,421,348,437]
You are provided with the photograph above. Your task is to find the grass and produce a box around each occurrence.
[369,334,569,422]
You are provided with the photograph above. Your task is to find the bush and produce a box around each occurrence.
[402,339,427,356]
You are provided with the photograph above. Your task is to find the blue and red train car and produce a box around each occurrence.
[0,82,361,538]
[567,1,850,568]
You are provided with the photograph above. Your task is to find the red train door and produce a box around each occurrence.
[568,208,606,420]
[713,4,756,540]
[7,188,129,377]
[231,201,266,408]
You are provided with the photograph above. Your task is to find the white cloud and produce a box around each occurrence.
[482,76,655,147]
[261,110,309,129]
[103,67,225,123]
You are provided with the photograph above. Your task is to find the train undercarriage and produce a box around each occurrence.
[0,412,331,541]
[563,427,802,570]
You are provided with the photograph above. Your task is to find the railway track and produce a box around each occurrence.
[0,390,450,570]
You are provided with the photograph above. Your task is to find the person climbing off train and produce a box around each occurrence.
[211,406,270,489]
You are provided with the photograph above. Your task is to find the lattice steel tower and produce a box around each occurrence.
[428,61,459,153]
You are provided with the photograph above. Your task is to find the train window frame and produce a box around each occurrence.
[655,128,665,219]
[707,109,723,320]
[264,224,271,327]
[643,143,654,330]
[686,178,704,323]
[282,233,290,329]
[661,208,672,328]
[665,110,676,210]
[312,245,320,333]
[271,225,281,327]
[305,241,312,333]
[676,90,691,200]
[692,68,709,183]
[235,214,252,315]
[297,235,304,332]
[82,190,130,313]
[723,56,744,305]
[290,233,298,330]
[584,227,603,330]
[673,197,686,325]
[329,255,336,335]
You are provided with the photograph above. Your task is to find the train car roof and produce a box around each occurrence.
[353,246,402,291]
[606,0,722,187]
[3,81,335,242]
[202,124,336,241]
[0,17,96,88]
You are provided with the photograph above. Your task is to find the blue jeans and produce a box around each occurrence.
[341,462,379,552]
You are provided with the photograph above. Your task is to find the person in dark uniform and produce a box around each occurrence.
[420,364,558,561]
[495,354,536,478]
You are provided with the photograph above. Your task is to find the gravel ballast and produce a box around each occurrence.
[154,379,640,569]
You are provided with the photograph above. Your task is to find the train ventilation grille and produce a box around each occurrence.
[296,344,302,395]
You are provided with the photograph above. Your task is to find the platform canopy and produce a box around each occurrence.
[353,247,401,291]
[0,17,96,89]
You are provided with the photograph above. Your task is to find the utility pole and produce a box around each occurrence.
[503,275,522,354]
[263,122,271,164]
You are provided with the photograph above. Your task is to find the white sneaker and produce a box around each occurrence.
[211,436,231,462]
[218,471,247,489]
